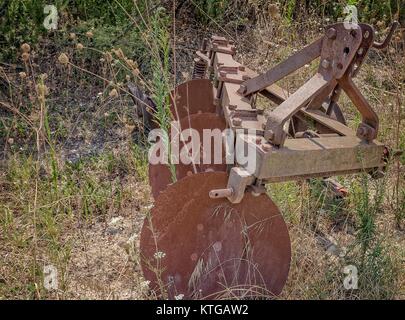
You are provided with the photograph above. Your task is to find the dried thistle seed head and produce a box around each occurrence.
[21,43,31,53]
[7,138,14,145]
[58,53,69,65]
[36,83,49,97]
[125,75,131,81]
[85,31,94,38]
[132,68,140,77]
[376,20,385,28]
[21,52,30,62]
[76,43,84,50]
[109,88,118,97]
[104,52,113,63]
[19,72,27,79]
[69,33,76,40]
[112,48,125,60]
[125,58,138,70]
[268,3,279,18]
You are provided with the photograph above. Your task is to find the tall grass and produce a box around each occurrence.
[1,0,404,300]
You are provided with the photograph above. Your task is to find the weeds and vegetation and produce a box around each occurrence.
[1,1,404,299]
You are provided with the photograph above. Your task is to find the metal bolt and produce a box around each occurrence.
[356,126,368,138]
[209,188,233,199]
[238,84,247,94]
[326,28,337,40]
[321,59,330,69]
[267,129,274,140]
[232,117,242,126]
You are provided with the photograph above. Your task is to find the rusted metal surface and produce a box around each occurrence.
[138,21,399,299]
[263,24,363,146]
[240,38,323,96]
[170,79,216,120]
[127,82,158,131]
[339,76,378,140]
[252,135,386,181]
[264,73,333,145]
[372,21,400,49]
[140,172,291,299]
[148,113,227,198]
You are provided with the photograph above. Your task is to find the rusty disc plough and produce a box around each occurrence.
[133,21,399,299]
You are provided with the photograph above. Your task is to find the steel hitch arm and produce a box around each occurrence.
[372,21,400,49]
[242,21,399,147]
[260,23,363,146]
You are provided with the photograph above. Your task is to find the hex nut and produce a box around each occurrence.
[232,117,242,126]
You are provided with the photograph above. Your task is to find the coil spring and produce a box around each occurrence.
[192,57,207,79]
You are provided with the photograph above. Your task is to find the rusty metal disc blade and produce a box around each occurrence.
[140,172,291,299]
[148,113,227,199]
[170,79,216,120]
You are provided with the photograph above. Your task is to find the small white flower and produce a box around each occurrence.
[154,251,166,259]
[108,216,123,226]
[174,294,184,300]
[140,280,150,289]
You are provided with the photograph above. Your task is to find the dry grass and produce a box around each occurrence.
[0,2,404,299]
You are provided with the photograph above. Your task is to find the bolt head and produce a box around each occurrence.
[326,28,337,39]
[232,117,242,126]
[238,84,247,94]
[267,129,274,140]
[356,125,368,138]
[321,59,330,69]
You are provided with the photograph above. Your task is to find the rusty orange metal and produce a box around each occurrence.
[148,113,227,198]
[140,172,291,299]
[170,79,216,120]
[136,21,400,300]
